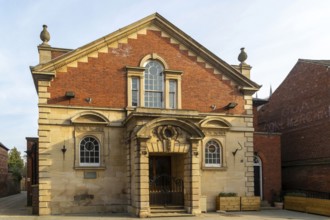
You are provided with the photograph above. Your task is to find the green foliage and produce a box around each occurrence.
[219,192,237,197]
[8,147,24,182]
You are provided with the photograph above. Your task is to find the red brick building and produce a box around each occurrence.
[253,99,281,204]
[26,137,38,213]
[257,59,330,195]
[0,142,9,197]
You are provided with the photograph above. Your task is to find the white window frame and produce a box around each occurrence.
[79,136,100,167]
[169,80,177,109]
[126,53,182,109]
[204,140,222,167]
[144,60,164,108]
[131,77,140,107]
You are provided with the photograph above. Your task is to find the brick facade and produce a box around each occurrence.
[253,100,281,204]
[254,132,281,202]
[258,59,330,193]
[26,137,38,207]
[48,30,245,114]
[0,143,9,197]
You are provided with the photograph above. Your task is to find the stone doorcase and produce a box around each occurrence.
[126,117,204,217]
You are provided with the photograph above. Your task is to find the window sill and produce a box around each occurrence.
[74,166,106,170]
[202,166,227,171]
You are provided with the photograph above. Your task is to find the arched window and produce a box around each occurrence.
[80,136,100,166]
[127,54,182,109]
[205,140,222,167]
[144,60,164,108]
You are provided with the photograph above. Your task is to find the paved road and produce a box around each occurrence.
[0,191,31,216]
[0,192,329,220]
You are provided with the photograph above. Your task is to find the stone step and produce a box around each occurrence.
[151,209,186,213]
[149,212,195,218]
[151,205,184,210]
[150,206,193,217]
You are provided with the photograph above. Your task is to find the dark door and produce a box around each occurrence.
[149,156,171,180]
[254,165,261,196]
[254,156,262,197]
[149,156,183,206]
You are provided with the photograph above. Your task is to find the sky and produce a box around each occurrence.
[1,0,330,154]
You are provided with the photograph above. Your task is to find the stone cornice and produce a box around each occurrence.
[125,66,146,72]
[38,104,125,112]
[30,69,55,93]
[239,86,259,95]
[124,108,204,125]
[38,45,73,53]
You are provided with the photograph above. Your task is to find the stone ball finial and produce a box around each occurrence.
[40,24,50,45]
[238,47,247,63]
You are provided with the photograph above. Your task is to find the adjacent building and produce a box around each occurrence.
[0,142,9,197]
[253,99,281,204]
[26,137,39,214]
[258,59,330,196]
[30,13,267,216]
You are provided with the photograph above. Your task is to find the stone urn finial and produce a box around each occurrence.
[40,24,50,45]
[238,47,247,64]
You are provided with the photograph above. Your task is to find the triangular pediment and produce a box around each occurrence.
[31,13,260,91]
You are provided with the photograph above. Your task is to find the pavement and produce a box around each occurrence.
[0,192,329,220]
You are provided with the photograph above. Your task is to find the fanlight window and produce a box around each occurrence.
[205,140,221,167]
[80,136,100,166]
[144,60,164,108]
[127,55,182,109]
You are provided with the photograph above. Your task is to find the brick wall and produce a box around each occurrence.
[32,185,39,215]
[257,60,330,192]
[254,132,281,203]
[282,165,330,192]
[0,146,8,197]
[48,30,245,114]
[26,137,38,207]
[0,146,8,178]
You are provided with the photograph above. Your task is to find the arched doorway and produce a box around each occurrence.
[149,156,184,206]
[253,156,263,199]
[132,117,204,215]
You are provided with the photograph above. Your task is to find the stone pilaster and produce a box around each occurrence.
[190,138,201,214]
[38,81,52,215]
[125,135,132,212]
[244,93,255,196]
[180,137,201,214]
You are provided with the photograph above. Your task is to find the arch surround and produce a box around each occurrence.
[71,111,110,125]
[137,117,204,138]
[131,117,204,217]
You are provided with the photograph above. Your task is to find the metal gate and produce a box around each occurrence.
[149,174,184,206]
